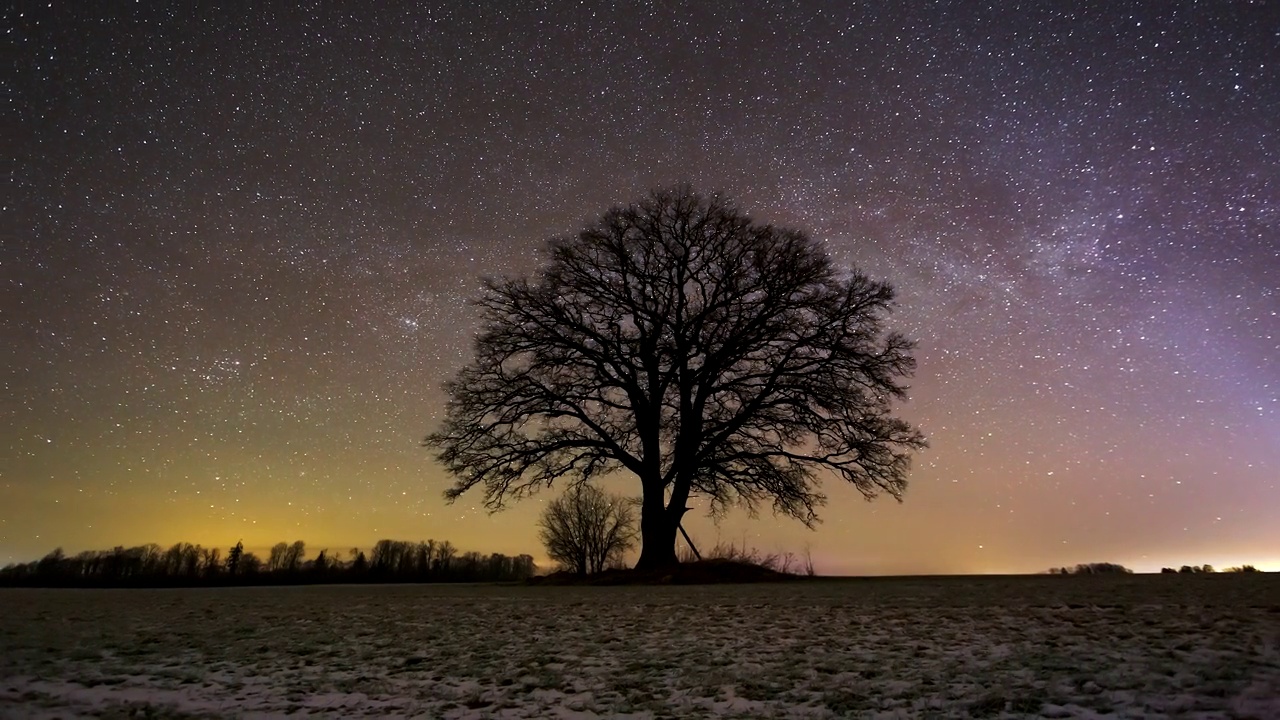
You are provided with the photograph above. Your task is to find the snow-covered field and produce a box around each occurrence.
[1,575,1276,719]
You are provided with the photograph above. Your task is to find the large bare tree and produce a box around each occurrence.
[426,187,925,569]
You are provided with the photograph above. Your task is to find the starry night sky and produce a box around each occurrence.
[6,2,1278,574]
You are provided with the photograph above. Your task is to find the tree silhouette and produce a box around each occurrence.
[239,551,263,575]
[427,187,925,569]
[226,541,244,575]
[201,547,222,578]
[416,541,435,579]
[538,484,638,575]
[283,540,306,573]
[433,540,456,574]
[37,547,65,577]
[267,542,289,573]
[349,548,368,574]
[312,549,330,575]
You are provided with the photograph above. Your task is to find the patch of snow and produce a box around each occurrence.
[0,577,1276,718]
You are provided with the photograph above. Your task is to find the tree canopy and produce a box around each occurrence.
[426,186,925,568]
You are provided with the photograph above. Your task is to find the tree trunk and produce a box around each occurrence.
[634,484,679,570]
[634,516,678,570]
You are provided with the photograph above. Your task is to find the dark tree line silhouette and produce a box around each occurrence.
[0,539,537,588]
[1048,562,1264,575]
[1048,563,1134,575]
[1159,564,1259,574]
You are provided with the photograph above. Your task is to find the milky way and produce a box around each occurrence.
[6,2,1277,573]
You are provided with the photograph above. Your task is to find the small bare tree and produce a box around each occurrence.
[538,484,637,575]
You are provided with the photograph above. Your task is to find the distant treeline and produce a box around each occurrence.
[1048,563,1134,575]
[0,539,537,588]
[1159,564,1259,574]
[1048,562,1262,575]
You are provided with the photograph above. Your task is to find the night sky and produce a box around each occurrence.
[7,2,1277,574]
